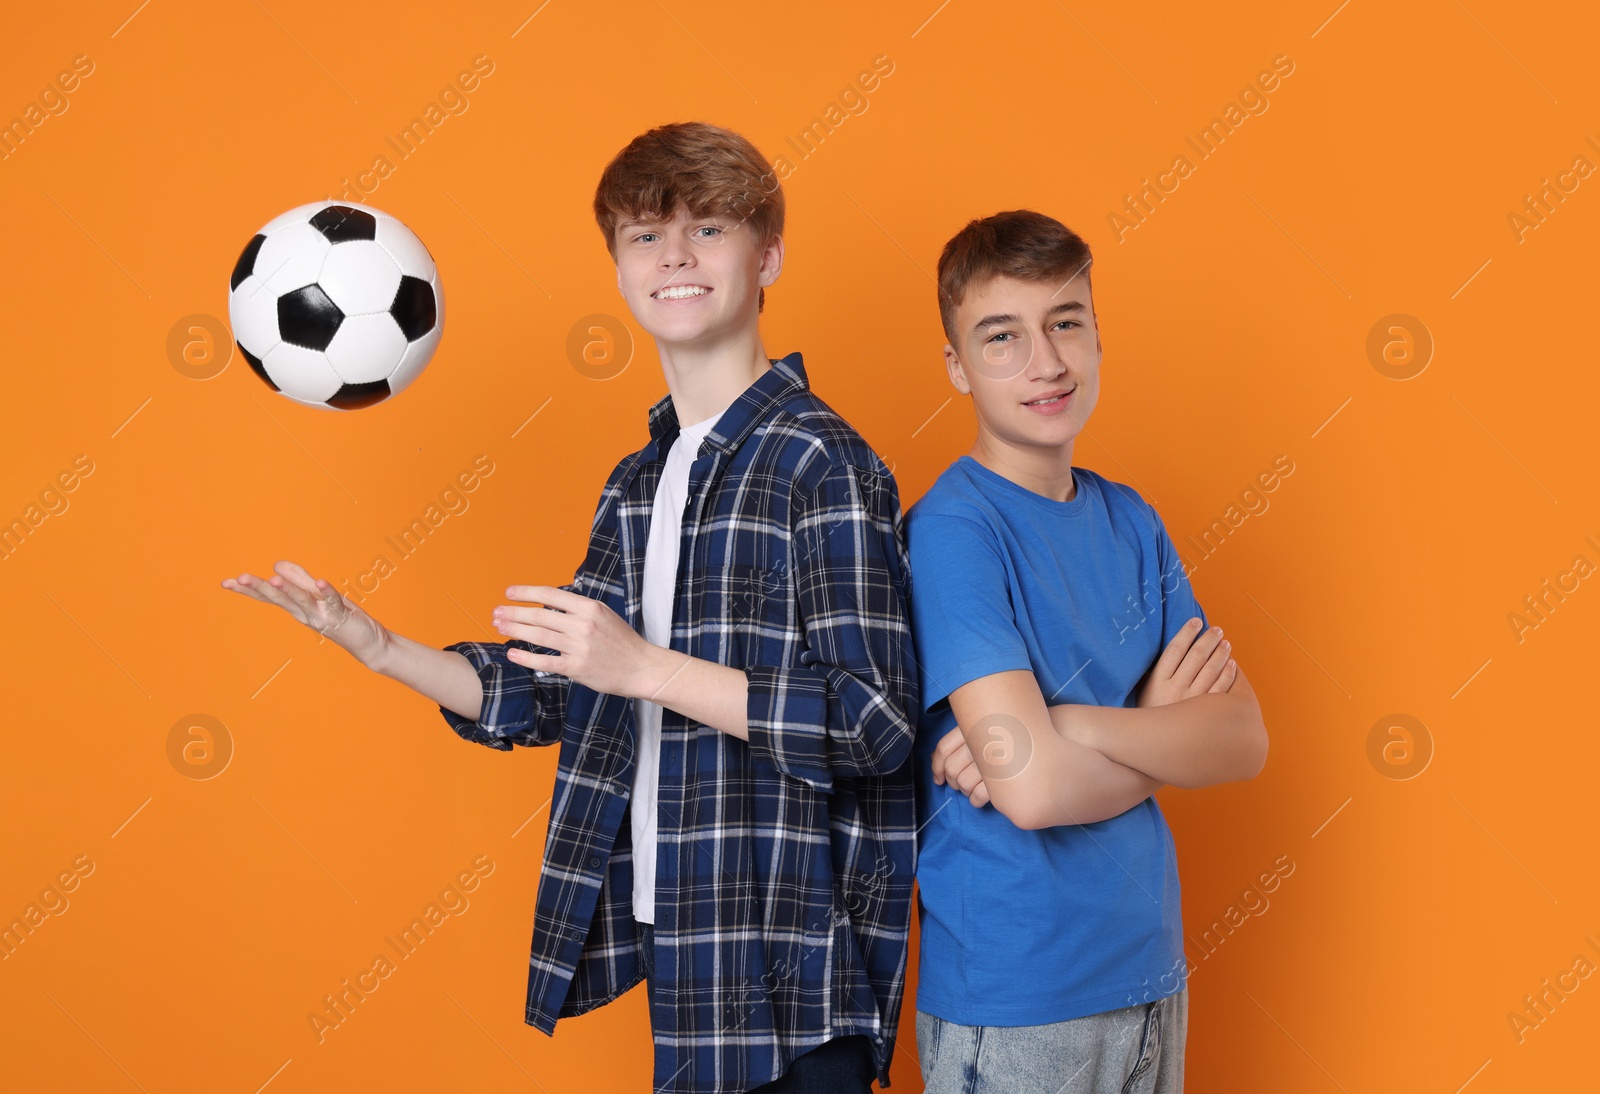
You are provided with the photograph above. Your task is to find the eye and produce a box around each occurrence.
[635,232,660,244]
[695,225,724,239]
[985,332,1016,344]
[1052,320,1080,331]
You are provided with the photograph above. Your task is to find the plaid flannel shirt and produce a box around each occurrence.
[437,353,918,1094]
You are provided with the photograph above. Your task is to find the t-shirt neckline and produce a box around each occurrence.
[956,454,1090,514]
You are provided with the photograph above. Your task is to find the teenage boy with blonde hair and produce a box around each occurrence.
[906,209,1269,1092]
[224,122,917,1094]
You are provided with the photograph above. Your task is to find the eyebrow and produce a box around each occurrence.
[970,300,1085,334]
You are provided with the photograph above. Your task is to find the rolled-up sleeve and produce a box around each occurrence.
[438,582,577,751]
[744,460,919,791]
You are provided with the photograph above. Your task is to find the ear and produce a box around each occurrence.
[758,233,784,288]
[944,343,971,394]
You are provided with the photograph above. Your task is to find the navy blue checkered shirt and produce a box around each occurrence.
[437,353,918,1094]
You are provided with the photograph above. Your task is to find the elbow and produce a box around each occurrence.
[1219,696,1269,783]
[1236,695,1269,780]
[988,783,1055,831]
[1242,718,1269,780]
[844,675,918,776]
[880,706,917,771]
[853,715,914,777]
[1218,712,1268,784]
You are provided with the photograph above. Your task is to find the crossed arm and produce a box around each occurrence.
[934,620,1268,830]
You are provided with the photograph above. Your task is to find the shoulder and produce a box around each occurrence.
[758,388,897,501]
[907,460,997,531]
[906,464,1006,559]
[594,444,649,503]
[1076,468,1179,560]
[1077,467,1160,525]
[1075,465,1136,508]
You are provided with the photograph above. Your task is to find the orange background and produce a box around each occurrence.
[3,0,1598,1090]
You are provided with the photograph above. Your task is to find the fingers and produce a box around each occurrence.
[497,617,564,653]
[966,779,991,808]
[273,560,322,594]
[1190,633,1233,694]
[932,727,982,798]
[943,742,984,799]
[497,601,575,633]
[1210,657,1240,694]
[269,573,323,619]
[1173,624,1225,689]
[1150,617,1203,685]
[227,572,304,621]
[505,585,577,614]
[931,727,966,785]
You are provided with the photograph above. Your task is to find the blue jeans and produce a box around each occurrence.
[916,990,1188,1094]
[636,919,876,1093]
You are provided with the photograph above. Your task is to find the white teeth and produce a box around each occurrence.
[656,285,710,299]
[1026,394,1066,406]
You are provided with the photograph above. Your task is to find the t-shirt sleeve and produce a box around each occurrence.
[907,512,1033,713]
[1151,506,1209,648]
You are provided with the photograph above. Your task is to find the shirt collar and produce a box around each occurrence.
[645,352,809,456]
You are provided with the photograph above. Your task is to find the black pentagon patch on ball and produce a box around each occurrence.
[310,205,377,243]
[278,285,345,351]
[231,234,266,291]
[390,275,437,341]
[237,342,278,391]
[327,380,392,411]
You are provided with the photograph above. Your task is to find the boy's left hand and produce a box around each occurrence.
[494,584,659,698]
[932,727,990,808]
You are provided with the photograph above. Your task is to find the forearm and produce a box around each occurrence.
[372,630,485,723]
[1022,728,1165,827]
[1061,693,1267,788]
[634,645,751,740]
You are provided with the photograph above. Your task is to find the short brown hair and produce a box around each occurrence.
[593,122,785,312]
[936,210,1094,342]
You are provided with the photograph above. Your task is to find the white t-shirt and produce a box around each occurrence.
[631,409,723,924]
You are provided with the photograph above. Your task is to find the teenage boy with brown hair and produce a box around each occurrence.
[906,209,1269,1092]
[224,122,917,1094]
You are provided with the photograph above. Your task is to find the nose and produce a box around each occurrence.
[658,233,694,271]
[1029,334,1069,380]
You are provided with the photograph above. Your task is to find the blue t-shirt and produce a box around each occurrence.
[906,455,1209,1026]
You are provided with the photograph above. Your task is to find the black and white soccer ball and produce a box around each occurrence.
[228,201,444,410]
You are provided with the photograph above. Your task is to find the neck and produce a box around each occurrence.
[968,428,1078,502]
[656,327,771,428]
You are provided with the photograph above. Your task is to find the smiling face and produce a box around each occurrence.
[943,272,1103,457]
[613,205,781,350]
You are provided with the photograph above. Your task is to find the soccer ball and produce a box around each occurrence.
[227,201,444,410]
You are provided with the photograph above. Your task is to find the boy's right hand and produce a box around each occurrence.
[1136,617,1237,708]
[221,561,392,671]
